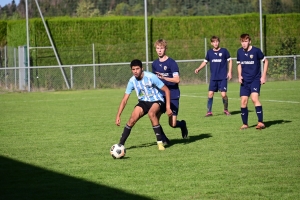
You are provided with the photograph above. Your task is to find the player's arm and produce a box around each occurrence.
[157,72,180,83]
[227,59,232,80]
[261,58,268,84]
[195,61,207,74]
[115,93,130,126]
[237,63,243,83]
[160,85,172,117]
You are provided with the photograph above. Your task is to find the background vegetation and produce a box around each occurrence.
[1,0,300,19]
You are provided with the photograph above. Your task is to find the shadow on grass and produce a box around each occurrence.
[209,110,254,116]
[249,119,292,128]
[0,156,152,200]
[128,133,212,149]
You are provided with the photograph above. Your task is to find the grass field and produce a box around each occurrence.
[1,81,300,200]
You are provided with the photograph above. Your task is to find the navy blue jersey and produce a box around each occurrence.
[205,48,231,80]
[237,46,265,82]
[152,57,180,99]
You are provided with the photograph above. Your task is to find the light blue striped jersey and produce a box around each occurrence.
[125,71,165,102]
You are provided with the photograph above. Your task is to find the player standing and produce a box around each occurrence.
[115,59,172,150]
[194,36,232,117]
[237,34,268,130]
[152,39,188,143]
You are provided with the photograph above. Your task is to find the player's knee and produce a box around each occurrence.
[127,118,136,127]
[147,111,156,119]
[169,122,176,128]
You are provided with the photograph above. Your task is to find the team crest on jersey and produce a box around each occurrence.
[164,66,167,71]
[250,55,253,59]
[219,53,222,57]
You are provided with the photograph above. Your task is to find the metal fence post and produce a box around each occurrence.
[93,43,96,89]
[14,47,17,88]
[294,56,297,80]
[70,66,73,88]
[5,46,7,89]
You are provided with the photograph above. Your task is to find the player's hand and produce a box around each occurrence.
[194,68,200,74]
[156,72,163,79]
[238,76,243,83]
[115,116,121,126]
[166,108,173,117]
[227,73,232,80]
[260,77,266,84]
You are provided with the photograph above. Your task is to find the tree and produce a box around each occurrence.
[76,0,100,17]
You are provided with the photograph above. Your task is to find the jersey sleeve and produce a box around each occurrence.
[204,51,210,63]
[257,49,265,60]
[125,80,134,94]
[225,49,231,60]
[170,59,179,76]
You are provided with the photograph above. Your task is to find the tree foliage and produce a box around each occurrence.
[0,0,299,19]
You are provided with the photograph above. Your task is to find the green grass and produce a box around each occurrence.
[1,81,300,200]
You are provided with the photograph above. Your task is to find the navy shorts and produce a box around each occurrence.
[240,79,261,97]
[209,79,228,92]
[163,97,179,116]
[136,101,166,115]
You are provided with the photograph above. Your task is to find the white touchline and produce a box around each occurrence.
[181,95,300,104]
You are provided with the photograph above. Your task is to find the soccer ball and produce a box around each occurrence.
[110,144,126,159]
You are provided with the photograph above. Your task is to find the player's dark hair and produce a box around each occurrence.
[130,59,143,68]
[210,36,220,42]
[240,33,251,41]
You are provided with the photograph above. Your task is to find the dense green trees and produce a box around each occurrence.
[0,0,299,19]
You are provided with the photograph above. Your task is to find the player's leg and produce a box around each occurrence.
[250,81,265,129]
[148,101,166,150]
[240,82,250,130]
[219,79,230,115]
[119,104,144,145]
[168,100,188,139]
[156,111,170,145]
[206,80,216,117]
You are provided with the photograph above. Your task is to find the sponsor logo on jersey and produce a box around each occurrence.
[160,73,169,77]
[212,59,222,62]
[241,61,255,64]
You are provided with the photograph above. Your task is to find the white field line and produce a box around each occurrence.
[181,94,300,104]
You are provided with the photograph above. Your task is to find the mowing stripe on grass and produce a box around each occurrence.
[181,94,300,104]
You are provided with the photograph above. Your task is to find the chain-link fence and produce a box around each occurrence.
[0,48,299,91]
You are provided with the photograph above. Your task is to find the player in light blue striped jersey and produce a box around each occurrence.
[115,59,173,150]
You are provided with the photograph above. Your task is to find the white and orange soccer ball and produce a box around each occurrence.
[110,144,126,159]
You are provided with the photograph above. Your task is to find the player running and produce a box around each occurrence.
[152,39,188,144]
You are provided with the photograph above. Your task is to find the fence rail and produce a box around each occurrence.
[0,55,299,92]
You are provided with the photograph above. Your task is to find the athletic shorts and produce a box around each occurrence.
[163,97,179,116]
[240,79,261,97]
[209,79,228,92]
[136,100,166,115]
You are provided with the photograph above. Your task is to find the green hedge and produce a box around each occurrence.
[3,14,300,64]
[1,14,299,90]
